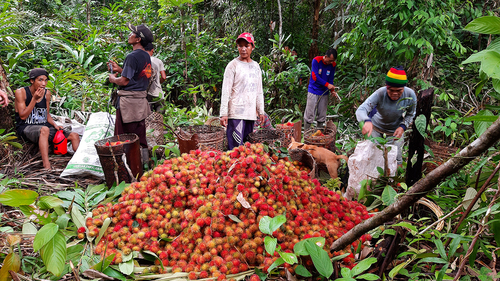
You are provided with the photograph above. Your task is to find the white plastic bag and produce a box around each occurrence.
[346,140,397,200]
[60,112,115,179]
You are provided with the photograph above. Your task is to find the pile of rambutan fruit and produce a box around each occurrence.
[85,142,372,280]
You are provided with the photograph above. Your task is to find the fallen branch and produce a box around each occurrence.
[331,117,500,252]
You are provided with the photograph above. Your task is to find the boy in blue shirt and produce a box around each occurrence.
[303,49,337,131]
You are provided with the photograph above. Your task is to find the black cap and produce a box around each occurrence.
[128,23,154,45]
[25,68,49,83]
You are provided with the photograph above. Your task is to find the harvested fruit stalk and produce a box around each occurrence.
[88,142,372,277]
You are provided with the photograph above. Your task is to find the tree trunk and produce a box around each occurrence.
[0,63,14,131]
[330,116,500,252]
[86,0,91,26]
[277,0,282,47]
[406,88,434,186]
[308,0,322,63]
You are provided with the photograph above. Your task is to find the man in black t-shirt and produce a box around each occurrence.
[14,68,80,170]
[108,24,153,149]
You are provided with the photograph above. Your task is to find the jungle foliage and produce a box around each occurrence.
[1,0,500,280]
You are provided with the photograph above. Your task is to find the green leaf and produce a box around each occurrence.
[340,267,352,278]
[95,218,111,245]
[118,259,134,275]
[351,257,377,276]
[434,239,447,260]
[294,237,326,255]
[448,236,462,260]
[71,205,86,229]
[55,214,71,229]
[22,222,38,235]
[295,265,312,277]
[264,236,277,256]
[268,257,285,273]
[418,257,448,264]
[389,259,411,278]
[391,222,418,235]
[103,267,127,281]
[40,231,67,277]
[331,253,350,262]
[279,252,298,264]
[0,189,38,206]
[259,216,272,235]
[436,263,449,281]
[0,252,21,280]
[38,196,63,209]
[492,78,500,94]
[34,223,59,251]
[94,254,116,272]
[382,186,397,206]
[228,214,242,223]
[18,205,52,225]
[305,240,333,278]
[414,115,427,138]
[357,273,381,280]
[464,16,500,35]
[472,110,495,137]
[269,215,286,233]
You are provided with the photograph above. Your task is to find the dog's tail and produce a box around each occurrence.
[337,155,349,162]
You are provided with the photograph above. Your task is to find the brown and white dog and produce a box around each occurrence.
[288,137,348,179]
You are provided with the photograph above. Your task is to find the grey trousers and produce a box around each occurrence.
[303,92,329,124]
[371,129,404,164]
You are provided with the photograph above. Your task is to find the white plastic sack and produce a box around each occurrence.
[60,112,115,179]
[346,140,397,200]
[51,114,86,136]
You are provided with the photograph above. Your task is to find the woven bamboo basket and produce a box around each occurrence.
[304,122,337,151]
[145,112,166,154]
[289,148,317,179]
[176,125,225,153]
[275,124,294,148]
[248,129,283,147]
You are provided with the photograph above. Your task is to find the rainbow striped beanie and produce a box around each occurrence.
[386,66,407,87]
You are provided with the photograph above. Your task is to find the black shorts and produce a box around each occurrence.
[21,125,70,143]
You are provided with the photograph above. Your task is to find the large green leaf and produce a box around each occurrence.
[279,252,298,264]
[479,51,500,79]
[414,115,427,138]
[269,215,286,233]
[118,259,134,275]
[293,237,326,255]
[304,240,333,278]
[38,196,63,209]
[40,231,67,277]
[295,265,312,277]
[0,189,38,206]
[267,257,285,273]
[0,252,21,281]
[34,223,59,251]
[264,236,277,256]
[464,16,500,35]
[351,257,377,277]
[472,110,495,137]
[259,216,272,235]
[382,186,397,206]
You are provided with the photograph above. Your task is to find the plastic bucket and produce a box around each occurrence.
[94,134,142,188]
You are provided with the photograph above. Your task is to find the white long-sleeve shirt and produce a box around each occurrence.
[219,58,265,120]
